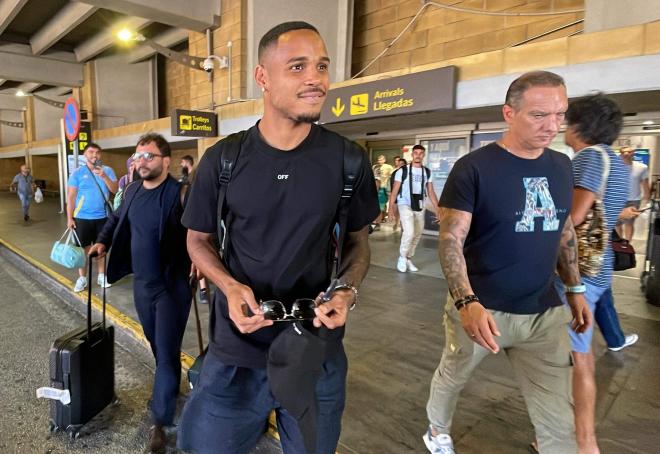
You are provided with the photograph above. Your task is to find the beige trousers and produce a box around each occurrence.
[426,296,577,453]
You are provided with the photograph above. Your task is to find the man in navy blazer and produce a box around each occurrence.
[90,133,191,453]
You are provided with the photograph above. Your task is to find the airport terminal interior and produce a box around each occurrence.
[1,1,660,453]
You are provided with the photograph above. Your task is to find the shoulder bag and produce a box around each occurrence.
[86,166,114,216]
[575,145,610,277]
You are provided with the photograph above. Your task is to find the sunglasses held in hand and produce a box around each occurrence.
[257,279,340,322]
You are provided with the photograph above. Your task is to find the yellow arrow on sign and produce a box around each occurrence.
[331,97,345,117]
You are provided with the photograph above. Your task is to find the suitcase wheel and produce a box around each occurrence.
[49,421,57,433]
[67,425,82,440]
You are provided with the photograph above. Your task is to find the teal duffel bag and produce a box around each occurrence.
[50,229,85,269]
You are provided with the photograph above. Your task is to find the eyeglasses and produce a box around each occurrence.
[260,298,317,322]
[132,151,163,162]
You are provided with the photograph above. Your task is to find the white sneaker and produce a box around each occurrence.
[423,427,454,453]
[73,276,88,292]
[407,259,419,272]
[608,333,639,352]
[397,256,407,273]
[97,273,112,288]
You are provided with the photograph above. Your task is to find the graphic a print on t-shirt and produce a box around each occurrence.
[515,177,559,232]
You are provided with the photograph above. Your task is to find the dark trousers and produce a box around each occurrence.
[133,277,191,426]
[177,350,348,454]
[594,287,626,348]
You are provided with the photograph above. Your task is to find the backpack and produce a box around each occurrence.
[214,130,363,273]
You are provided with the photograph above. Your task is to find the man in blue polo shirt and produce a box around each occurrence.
[66,143,117,292]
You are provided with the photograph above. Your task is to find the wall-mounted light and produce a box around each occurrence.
[116,28,229,74]
[15,90,65,108]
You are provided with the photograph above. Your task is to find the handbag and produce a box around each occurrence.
[50,228,86,269]
[575,146,610,277]
[611,230,637,271]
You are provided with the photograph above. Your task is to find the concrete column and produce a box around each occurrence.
[23,97,35,144]
[80,62,97,128]
[585,0,660,32]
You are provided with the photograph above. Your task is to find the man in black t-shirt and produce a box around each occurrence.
[177,22,379,454]
[423,72,592,454]
[90,133,191,453]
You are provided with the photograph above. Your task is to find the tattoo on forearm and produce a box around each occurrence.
[438,208,473,299]
[338,228,371,287]
[557,218,581,285]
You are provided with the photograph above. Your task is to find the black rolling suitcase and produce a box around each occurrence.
[642,196,660,306]
[48,256,115,439]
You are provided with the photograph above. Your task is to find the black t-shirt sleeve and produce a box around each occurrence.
[346,143,380,232]
[181,143,221,233]
[439,154,477,213]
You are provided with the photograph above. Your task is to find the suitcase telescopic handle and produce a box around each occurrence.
[189,276,204,356]
[87,252,107,340]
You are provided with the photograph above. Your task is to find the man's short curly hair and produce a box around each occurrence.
[565,94,623,146]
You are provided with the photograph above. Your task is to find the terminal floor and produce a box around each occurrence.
[2,193,660,453]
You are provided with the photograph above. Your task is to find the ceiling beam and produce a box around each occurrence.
[54,86,74,97]
[127,28,188,63]
[77,0,219,31]
[74,16,151,62]
[16,82,42,93]
[0,42,77,61]
[0,51,83,86]
[30,3,98,55]
[0,0,29,35]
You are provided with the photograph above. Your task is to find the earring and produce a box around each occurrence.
[261,86,265,93]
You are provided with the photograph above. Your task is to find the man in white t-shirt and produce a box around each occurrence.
[618,147,651,240]
[388,144,440,272]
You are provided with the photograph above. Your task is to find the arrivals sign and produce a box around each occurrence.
[171,109,218,137]
[319,66,457,124]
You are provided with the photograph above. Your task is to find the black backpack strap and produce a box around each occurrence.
[335,138,363,276]
[216,130,247,254]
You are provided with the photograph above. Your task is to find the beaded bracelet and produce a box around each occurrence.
[454,294,480,311]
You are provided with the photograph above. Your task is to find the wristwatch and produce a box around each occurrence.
[334,283,359,310]
[565,284,587,294]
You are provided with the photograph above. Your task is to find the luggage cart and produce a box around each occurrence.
[641,179,660,306]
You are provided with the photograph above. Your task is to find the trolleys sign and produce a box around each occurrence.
[171,109,218,137]
[320,66,456,124]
